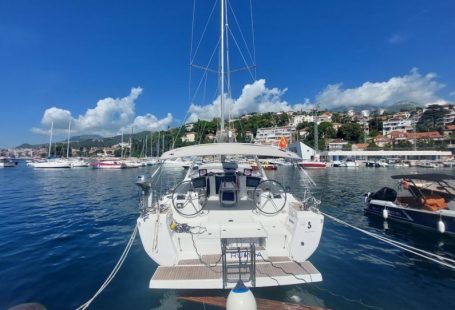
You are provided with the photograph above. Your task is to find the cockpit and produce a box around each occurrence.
[171,161,286,217]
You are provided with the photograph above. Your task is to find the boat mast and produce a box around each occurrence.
[130,127,133,158]
[220,0,225,137]
[150,131,153,158]
[48,122,53,158]
[121,131,124,158]
[66,119,71,158]
[314,105,319,155]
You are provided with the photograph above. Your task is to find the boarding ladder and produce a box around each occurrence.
[221,240,256,288]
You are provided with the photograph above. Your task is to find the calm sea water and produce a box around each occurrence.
[1,163,454,310]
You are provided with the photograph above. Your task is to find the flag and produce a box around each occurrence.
[278,136,288,150]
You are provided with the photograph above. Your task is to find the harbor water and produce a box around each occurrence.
[1,164,454,309]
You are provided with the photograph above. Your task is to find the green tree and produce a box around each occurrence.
[337,123,364,142]
[417,104,448,131]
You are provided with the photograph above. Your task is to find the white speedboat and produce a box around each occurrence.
[417,161,438,168]
[344,159,359,167]
[136,144,323,289]
[0,157,17,168]
[91,159,126,169]
[70,158,89,168]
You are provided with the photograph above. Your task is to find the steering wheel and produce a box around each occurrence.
[171,180,206,216]
[253,179,287,214]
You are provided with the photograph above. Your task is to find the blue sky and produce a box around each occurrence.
[1,0,454,147]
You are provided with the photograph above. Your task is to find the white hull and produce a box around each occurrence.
[0,162,16,168]
[137,158,323,289]
[33,160,71,168]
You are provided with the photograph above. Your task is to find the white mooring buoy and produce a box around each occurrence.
[438,220,446,234]
[226,280,257,310]
[382,208,388,220]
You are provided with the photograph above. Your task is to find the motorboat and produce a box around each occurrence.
[332,160,345,167]
[344,158,359,167]
[70,158,89,168]
[136,144,323,289]
[250,160,278,171]
[91,159,126,169]
[364,173,455,235]
[0,157,17,168]
[365,160,388,167]
[416,161,438,168]
[299,161,327,169]
[123,159,142,168]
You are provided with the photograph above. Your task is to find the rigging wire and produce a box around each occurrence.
[249,0,257,79]
[227,26,256,81]
[190,0,219,65]
[227,0,255,66]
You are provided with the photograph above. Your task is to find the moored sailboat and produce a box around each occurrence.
[135,0,324,290]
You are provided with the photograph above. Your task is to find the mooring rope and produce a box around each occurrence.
[321,211,455,270]
[75,224,138,310]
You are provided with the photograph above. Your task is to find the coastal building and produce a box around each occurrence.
[382,118,414,135]
[323,150,452,162]
[254,125,296,146]
[328,139,349,151]
[181,132,196,143]
[292,114,314,126]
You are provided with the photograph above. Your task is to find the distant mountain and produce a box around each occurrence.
[16,143,35,149]
[69,134,103,142]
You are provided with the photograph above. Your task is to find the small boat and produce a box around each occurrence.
[416,161,438,168]
[250,161,278,171]
[299,161,327,169]
[344,158,359,167]
[365,161,380,168]
[91,159,126,169]
[70,158,89,168]
[364,173,455,235]
[0,157,17,168]
[332,160,345,167]
[123,159,142,168]
[162,158,194,168]
[33,159,71,168]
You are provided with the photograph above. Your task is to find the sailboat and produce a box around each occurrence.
[32,122,71,168]
[135,0,324,290]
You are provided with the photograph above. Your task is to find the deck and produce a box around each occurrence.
[150,257,322,289]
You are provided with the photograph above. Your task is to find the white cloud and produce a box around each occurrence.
[32,87,173,136]
[187,79,314,122]
[316,68,446,109]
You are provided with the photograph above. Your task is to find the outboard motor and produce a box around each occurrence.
[370,187,397,202]
[136,175,153,209]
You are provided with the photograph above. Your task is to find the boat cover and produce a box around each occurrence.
[391,174,455,181]
[160,143,301,160]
